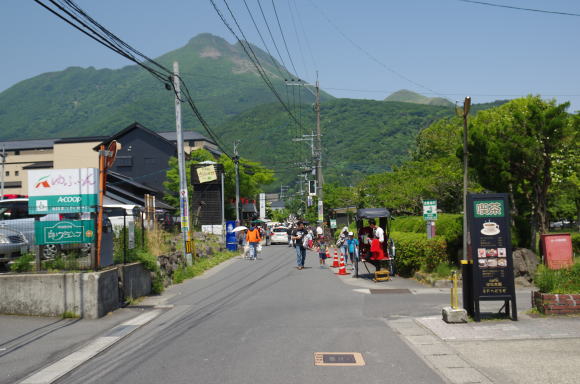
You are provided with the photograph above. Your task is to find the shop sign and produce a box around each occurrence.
[330,219,337,229]
[28,168,98,214]
[35,220,95,245]
[467,193,517,321]
[196,165,217,183]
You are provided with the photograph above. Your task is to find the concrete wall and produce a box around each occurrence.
[3,149,54,195]
[119,262,151,300]
[0,268,120,319]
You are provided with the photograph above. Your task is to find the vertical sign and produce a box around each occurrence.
[259,193,266,219]
[318,200,324,222]
[180,188,190,232]
[467,193,517,321]
[422,199,437,221]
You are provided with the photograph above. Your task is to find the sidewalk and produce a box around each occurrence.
[390,313,580,384]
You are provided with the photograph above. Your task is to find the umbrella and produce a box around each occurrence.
[232,226,248,232]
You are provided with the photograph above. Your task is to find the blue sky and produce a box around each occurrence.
[2,0,580,110]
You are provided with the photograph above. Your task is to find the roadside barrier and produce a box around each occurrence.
[336,252,349,275]
[332,249,339,267]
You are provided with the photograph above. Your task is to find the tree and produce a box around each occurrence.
[163,149,275,219]
[468,96,577,247]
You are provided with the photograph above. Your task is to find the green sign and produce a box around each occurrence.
[330,219,337,229]
[473,200,505,218]
[29,194,98,214]
[423,199,437,221]
[34,220,96,245]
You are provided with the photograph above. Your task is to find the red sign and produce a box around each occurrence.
[541,234,573,270]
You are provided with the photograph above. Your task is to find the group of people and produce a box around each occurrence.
[236,222,265,260]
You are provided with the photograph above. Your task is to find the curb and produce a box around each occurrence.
[19,308,167,384]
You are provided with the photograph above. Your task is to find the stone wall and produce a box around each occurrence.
[533,291,580,315]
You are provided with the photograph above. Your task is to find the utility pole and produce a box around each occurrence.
[0,146,5,200]
[233,140,241,223]
[286,76,324,224]
[173,62,192,264]
[457,96,471,262]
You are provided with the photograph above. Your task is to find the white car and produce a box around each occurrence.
[270,226,288,244]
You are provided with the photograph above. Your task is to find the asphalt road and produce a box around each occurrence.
[52,245,447,384]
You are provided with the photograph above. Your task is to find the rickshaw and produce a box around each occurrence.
[354,208,396,281]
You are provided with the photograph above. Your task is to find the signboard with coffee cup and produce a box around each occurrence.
[467,193,517,321]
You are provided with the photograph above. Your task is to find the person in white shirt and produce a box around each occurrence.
[369,219,384,244]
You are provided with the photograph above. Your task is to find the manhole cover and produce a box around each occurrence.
[314,352,365,366]
[369,289,411,294]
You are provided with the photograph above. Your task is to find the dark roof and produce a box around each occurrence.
[205,146,223,157]
[0,139,56,151]
[106,185,175,210]
[107,171,159,193]
[23,161,53,169]
[270,200,285,208]
[158,131,215,144]
[55,136,108,144]
[242,203,257,213]
[93,122,175,150]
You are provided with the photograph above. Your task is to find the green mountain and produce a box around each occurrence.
[385,89,454,107]
[218,99,455,190]
[0,33,328,140]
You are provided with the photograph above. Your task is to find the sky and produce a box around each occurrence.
[2,0,580,111]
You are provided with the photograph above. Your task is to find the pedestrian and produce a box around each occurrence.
[316,234,327,268]
[245,223,261,260]
[369,232,386,260]
[291,221,307,269]
[369,219,384,244]
[346,231,359,267]
[336,226,349,263]
[287,225,293,247]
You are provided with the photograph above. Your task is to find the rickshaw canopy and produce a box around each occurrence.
[356,208,390,220]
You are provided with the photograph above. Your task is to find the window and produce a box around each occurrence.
[14,150,20,155]
[116,156,133,167]
[15,171,19,176]
[4,171,8,177]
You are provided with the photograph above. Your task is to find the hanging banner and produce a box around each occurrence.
[196,165,218,183]
[259,193,266,219]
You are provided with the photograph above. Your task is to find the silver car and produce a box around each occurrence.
[0,227,29,264]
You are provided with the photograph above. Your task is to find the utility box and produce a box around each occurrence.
[541,233,573,270]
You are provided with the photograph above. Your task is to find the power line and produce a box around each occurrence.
[256,0,292,77]
[306,0,447,99]
[458,0,580,17]
[291,0,318,73]
[208,0,302,127]
[287,0,310,82]
[271,0,299,77]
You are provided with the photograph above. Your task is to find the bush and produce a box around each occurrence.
[391,232,447,277]
[172,251,238,284]
[572,233,580,256]
[392,214,462,262]
[9,253,35,273]
[534,263,580,294]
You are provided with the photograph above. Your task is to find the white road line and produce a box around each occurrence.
[19,310,163,384]
[353,288,371,294]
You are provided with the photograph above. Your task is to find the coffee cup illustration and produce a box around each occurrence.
[481,222,500,236]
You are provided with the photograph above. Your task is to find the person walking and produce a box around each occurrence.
[291,221,307,270]
[336,226,349,264]
[245,224,261,260]
[346,231,359,268]
[316,234,328,268]
[287,225,293,247]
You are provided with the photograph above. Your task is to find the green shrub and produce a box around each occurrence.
[572,233,580,256]
[172,251,238,284]
[392,214,462,262]
[10,253,35,273]
[434,263,455,279]
[534,263,580,294]
[391,232,447,277]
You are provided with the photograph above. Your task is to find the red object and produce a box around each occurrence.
[332,249,339,267]
[541,234,573,270]
[336,252,349,275]
[370,238,386,260]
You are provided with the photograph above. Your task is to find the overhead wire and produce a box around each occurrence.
[287,0,311,82]
[271,0,299,77]
[458,0,580,17]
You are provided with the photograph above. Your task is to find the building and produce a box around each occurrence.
[0,122,219,199]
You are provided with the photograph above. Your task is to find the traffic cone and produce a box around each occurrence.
[336,252,349,275]
[332,249,339,267]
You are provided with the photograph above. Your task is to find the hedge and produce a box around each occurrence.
[391,231,447,277]
[572,233,580,256]
[392,214,462,261]
[535,262,580,294]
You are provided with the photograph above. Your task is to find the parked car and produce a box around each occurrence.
[0,226,29,265]
[0,198,90,259]
[270,226,289,244]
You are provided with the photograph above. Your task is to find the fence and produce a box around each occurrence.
[0,201,177,273]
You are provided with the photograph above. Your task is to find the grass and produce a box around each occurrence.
[173,251,239,284]
[534,262,580,294]
[62,311,80,319]
[9,253,34,273]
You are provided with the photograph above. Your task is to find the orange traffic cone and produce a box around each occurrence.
[332,249,339,267]
[336,252,349,275]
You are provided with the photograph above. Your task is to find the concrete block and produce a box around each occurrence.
[442,306,468,323]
